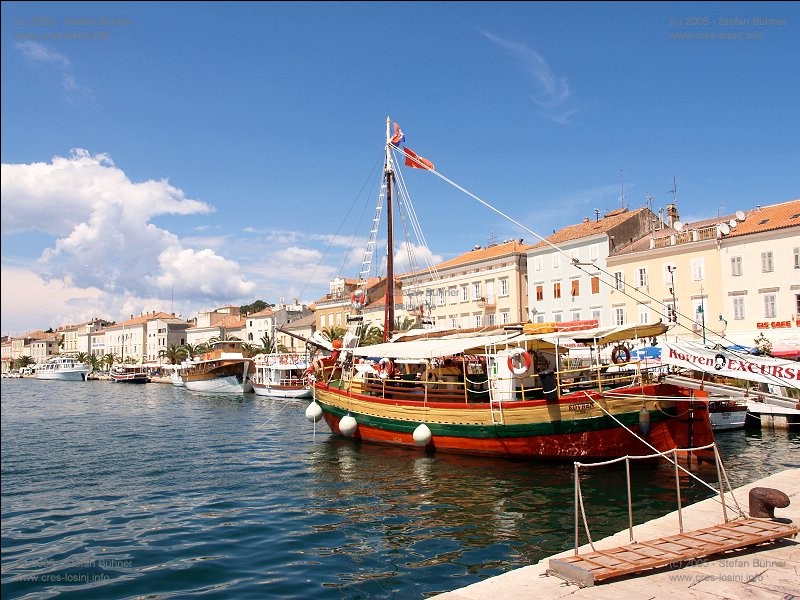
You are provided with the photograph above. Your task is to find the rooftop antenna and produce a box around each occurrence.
[668,177,678,204]
[619,168,627,209]
[645,193,654,211]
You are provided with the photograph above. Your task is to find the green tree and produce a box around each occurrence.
[14,356,35,369]
[322,326,346,343]
[103,353,117,370]
[182,343,202,360]
[162,343,188,365]
[359,324,384,346]
[753,333,773,356]
[87,354,102,372]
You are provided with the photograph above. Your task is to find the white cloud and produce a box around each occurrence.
[15,41,91,99]
[15,40,70,67]
[483,32,579,124]
[1,150,257,332]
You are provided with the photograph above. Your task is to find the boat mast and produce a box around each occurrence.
[384,117,395,342]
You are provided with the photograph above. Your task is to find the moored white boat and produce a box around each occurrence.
[35,356,90,381]
[252,353,312,399]
[181,340,254,394]
[708,399,748,431]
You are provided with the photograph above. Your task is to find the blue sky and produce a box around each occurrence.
[2,1,797,335]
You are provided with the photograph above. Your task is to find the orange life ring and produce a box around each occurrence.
[611,345,631,364]
[507,348,532,376]
[378,357,393,380]
[351,290,365,308]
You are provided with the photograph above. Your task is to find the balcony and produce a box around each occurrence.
[476,296,496,308]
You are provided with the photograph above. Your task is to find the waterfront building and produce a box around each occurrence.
[607,198,800,349]
[526,207,660,326]
[401,239,532,330]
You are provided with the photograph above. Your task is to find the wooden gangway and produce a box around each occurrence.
[548,517,798,587]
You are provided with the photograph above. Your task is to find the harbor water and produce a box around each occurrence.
[2,378,798,599]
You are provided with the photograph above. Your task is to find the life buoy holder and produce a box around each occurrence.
[611,345,631,364]
[507,348,532,377]
[378,357,393,380]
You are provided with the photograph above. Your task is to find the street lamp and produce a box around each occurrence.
[698,285,706,344]
[666,266,677,322]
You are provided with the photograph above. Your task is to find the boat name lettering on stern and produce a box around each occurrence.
[568,402,593,413]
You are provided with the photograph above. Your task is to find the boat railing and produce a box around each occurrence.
[353,358,650,404]
[570,442,744,555]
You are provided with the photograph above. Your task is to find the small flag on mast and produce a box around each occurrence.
[403,147,434,170]
[390,123,405,145]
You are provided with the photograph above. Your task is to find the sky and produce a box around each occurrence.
[2,1,798,336]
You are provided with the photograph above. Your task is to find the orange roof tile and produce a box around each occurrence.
[531,208,650,249]
[726,199,800,237]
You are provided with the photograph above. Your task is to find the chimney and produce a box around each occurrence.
[666,203,679,228]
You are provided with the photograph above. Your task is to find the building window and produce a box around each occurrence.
[499,278,508,296]
[461,286,469,302]
[664,300,676,323]
[474,314,482,328]
[691,258,705,281]
[437,289,445,306]
[591,308,601,324]
[590,245,599,261]
[571,279,580,297]
[487,313,496,326]
[761,251,774,273]
[614,272,624,291]
[731,256,742,277]
[552,253,560,269]
[536,284,544,301]
[794,248,800,269]
[450,316,458,329]
[733,297,745,320]
[534,256,543,271]
[473,283,481,300]
[637,268,648,288]
[638,304,650,325]
[500,311,509,324]
[764,294,776,318]
[553,312,562,323]
[591,276,600,294]
[553,281,562,299]
[571,309,581,321]
[614,307,625,325]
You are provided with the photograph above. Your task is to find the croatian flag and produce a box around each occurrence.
[403,147,434,170]
[390,123,405,146]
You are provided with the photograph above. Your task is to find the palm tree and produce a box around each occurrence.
[182,343,202,360]
[359,324,384,346]
[103,353,117,371]
[75,352,90,364]
[87,354,102,373]
[322,326,346,344]
[162,343,188,365]
[14,356,35,370]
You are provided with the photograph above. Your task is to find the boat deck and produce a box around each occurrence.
[547,517,798,587]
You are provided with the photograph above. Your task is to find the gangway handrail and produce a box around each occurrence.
[571,442,743,555]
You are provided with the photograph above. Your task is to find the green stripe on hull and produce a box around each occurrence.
[317,400,671,439]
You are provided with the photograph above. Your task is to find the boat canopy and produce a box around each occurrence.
[519,321,669,347]
[350,332,529,360]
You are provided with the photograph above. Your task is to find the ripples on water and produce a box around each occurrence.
[2,379,798,599]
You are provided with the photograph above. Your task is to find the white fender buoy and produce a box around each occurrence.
[639,403,650,437]
[305,401,323,423]
[412,423,432,446]
[339,414,358,436]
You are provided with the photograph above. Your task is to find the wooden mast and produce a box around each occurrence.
[384,117,395,342]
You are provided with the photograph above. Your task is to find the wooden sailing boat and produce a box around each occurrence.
[306,119,716,460]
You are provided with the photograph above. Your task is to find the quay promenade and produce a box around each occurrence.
[434,468,799,599]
